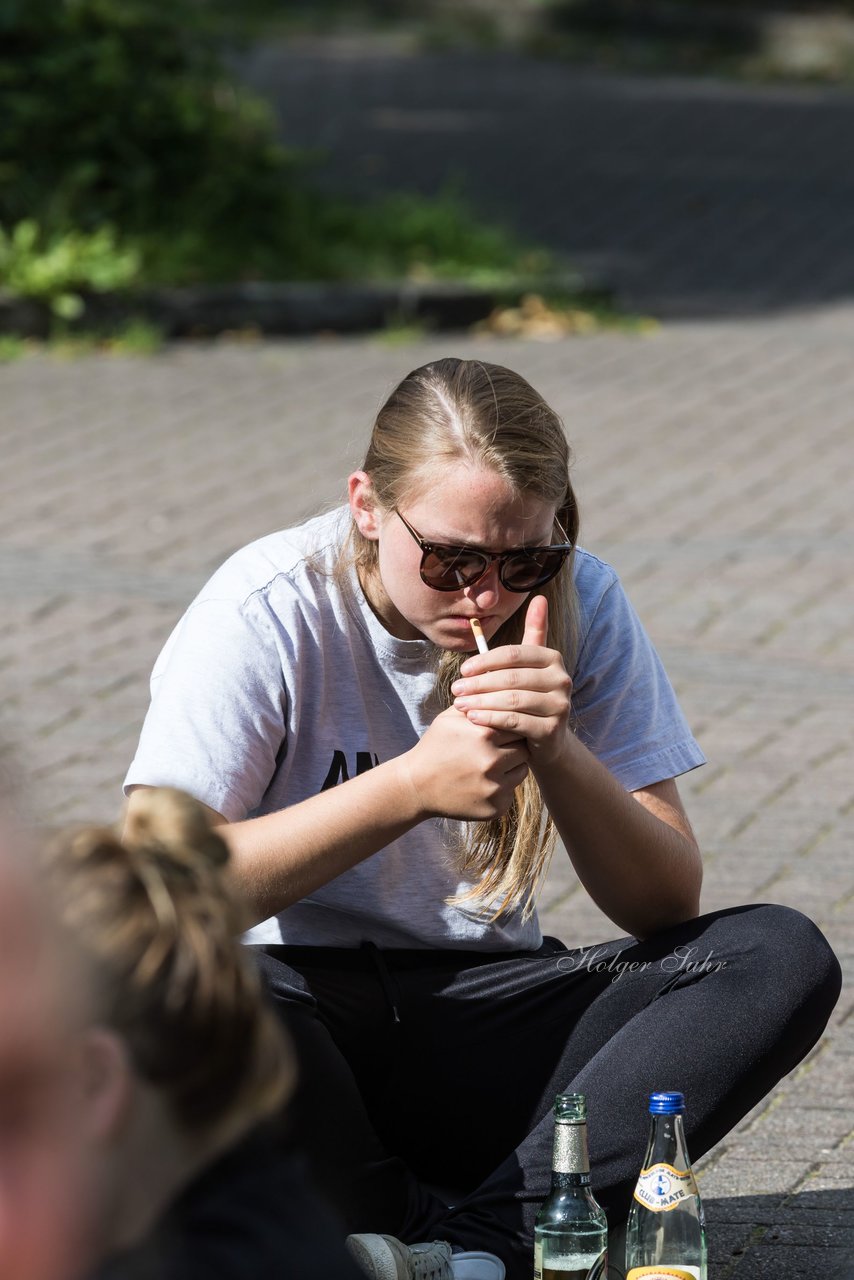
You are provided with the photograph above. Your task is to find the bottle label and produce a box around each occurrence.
[534,1240,608,1279]
[632,1163,699,1212]
[626,1269,700,1279]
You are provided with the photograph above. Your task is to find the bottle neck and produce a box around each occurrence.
[551,1119,592,1188]
[645,1111,692,1170]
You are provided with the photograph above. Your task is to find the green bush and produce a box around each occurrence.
[0,220,140,318]
[0,0,307,282]
[269,187,552,284]
[0,0,557,293]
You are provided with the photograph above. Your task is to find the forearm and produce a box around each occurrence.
[211,756,426,927]
[128,707,532,928]
[534,735,702,939]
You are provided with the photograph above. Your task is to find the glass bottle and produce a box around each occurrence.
[625,1091,707,1280]
[534,1092,608,1280]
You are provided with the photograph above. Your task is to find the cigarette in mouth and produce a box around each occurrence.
[470,618,489,655]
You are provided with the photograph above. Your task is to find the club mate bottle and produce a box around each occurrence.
[534,1092,608,1280]
[625,1091,707,1280]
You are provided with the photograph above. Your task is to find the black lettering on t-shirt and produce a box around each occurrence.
[355,751,380,775]
[320,750,380,791]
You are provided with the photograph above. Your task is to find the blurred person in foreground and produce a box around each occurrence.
[0,797,93,1280]
[39,786,361,1280]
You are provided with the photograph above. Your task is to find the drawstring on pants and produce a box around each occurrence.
[361,941,402,1025]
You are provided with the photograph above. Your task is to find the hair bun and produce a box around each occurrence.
[44,786,291,1139]
[123,787,229,876]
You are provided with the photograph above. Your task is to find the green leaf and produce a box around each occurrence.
[51,292,85,319]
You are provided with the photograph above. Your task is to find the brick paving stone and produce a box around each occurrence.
[698,1161,819,1197]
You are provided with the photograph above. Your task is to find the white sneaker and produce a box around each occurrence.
[449,1252,505,1280]
[346,1233,505,1280]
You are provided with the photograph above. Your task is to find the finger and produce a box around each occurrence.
[463,707,550,737]
[459,643,551,679]
[456,688,565,717]
[453,715,526,747]
[522,593,548,648]
[453,666,556,698]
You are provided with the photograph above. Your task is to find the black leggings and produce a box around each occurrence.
[255,904,840,1280]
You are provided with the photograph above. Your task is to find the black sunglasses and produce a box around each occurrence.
[395,510,573,593]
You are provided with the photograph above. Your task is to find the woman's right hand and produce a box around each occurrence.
[400,705,530,821]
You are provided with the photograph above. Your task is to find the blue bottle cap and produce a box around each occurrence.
[649,1091,686,1114]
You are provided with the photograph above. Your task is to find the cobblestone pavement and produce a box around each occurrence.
[2,48,854,1280]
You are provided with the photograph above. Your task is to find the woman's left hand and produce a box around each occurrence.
[451,595,572,768]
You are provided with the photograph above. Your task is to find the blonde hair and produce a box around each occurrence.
[344,357,580,919]
[42,788,293,1141]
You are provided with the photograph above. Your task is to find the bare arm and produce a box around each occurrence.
[126,706,530,928]
[533,748,701,938]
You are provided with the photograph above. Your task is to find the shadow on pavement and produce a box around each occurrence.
[705,1187,854,1278]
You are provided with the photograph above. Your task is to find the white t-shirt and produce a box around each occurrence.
[125,508,705,950]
